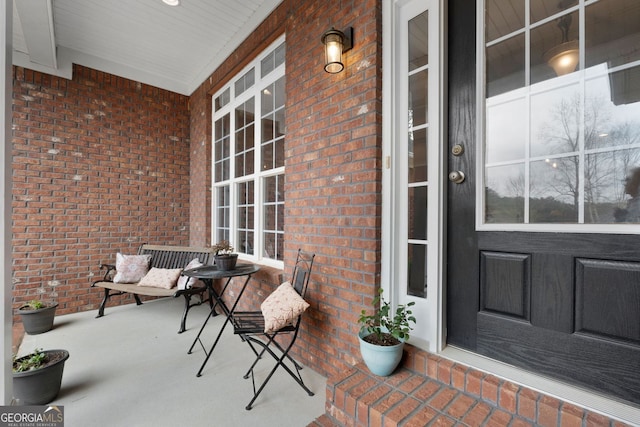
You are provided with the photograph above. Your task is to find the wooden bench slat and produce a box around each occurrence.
[95,282,177,297]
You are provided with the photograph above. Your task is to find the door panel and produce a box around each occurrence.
[475,232,640,401]
[447,0,640,404]
[480,251,530,321]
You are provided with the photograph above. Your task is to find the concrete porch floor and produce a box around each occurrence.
[13,298,327,426]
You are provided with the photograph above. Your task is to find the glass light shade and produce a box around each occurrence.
[544,40,579,76]
[322,30,344,73]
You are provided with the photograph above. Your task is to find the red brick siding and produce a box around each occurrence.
[284,0,383,379]
[11,0,383,384]
[188,0,383,380]
[186,85,210,247]
[12,65,190,317]
[316,346,633,427]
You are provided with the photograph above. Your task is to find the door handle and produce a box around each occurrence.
[449,171,465,184]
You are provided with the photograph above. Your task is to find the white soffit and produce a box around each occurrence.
[12,0,282,95]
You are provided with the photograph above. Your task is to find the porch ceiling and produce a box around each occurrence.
[12,0,281,95]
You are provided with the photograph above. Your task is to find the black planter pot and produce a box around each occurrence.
[18,303,58,334]
[215,254,238,271]
[13,349,69,405]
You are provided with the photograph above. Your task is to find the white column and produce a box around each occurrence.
[1,0,13,405]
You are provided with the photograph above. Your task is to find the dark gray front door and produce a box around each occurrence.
[446,0,640,405]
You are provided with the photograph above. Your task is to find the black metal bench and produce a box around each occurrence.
[91,244,216,333]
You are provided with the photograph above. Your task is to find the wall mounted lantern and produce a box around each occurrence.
[321,27,353,73]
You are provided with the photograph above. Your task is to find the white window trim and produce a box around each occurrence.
[211,35,286,269]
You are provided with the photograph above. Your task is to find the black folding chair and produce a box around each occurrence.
[232,249,315,410]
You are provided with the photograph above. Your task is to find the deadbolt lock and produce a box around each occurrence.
[452,144,464,156]
[448,170,465,184]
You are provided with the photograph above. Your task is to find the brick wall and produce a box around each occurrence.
[189,0,383,380]
[283,0,383,379]
[12,65,191,317]
[190,0,382,382]
[11,0,383,381]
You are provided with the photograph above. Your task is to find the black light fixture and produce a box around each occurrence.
[321,27,353,74]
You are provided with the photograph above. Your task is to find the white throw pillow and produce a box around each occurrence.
[260,281,310,333]
[177,258,204,290]
[137,267,183,289]
[113,253,152,284]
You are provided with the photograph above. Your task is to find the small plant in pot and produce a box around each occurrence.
[357,289,416,376]
[212,240,238,271]
[17,280,61,334]
[17,299,58,335]
[13,348,70,405]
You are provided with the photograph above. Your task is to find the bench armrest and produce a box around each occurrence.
[92,263,116,285]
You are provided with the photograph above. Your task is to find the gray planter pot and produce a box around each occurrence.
[13,349,69,405]
[358,329,405,376]
[18,303,58,334]
[215,254,238,271]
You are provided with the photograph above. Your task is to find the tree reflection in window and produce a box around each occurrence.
[484,0,640,226]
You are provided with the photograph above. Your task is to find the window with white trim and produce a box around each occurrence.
[481,0,640,231]
[212,38,286,266]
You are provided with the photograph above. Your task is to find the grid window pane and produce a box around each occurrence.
[215,186,231,243]
[409,12,429,71]
[485,164,525,223]
[235,99,255,177]
[215,87,230,111]
[262,76,286,171]
[213,40,285,261]
[264,174,284,261]
[237,181,254,254]
[235,68,255,96]
[409,70,428,127]
[214,114,231,182]
[409,128,428,183]
[261,42,286,78]
[585,0,640,69]
[485,0,524,42]
[486,33,525,97]
[484,1,640,227]
[408,186,428,240]
[407,243,427,298]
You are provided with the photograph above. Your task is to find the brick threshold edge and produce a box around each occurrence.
[309,345,632,427]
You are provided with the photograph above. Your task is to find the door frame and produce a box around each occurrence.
[381,0,446,353]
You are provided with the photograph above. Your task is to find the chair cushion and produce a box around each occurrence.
[138,267,183,289]
[177,258,204,290]
[113,253,152,283]
[260,281,310,333]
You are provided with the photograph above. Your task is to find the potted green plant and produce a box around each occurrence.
[357,289,416,376]
[212,240,238,271]
[13,348,70,405]
[17,299,58,335]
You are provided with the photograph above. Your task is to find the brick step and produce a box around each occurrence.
[311,345,631,427]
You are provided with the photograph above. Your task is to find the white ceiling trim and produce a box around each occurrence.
[13,0,56,69]
[13,0,283,96]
